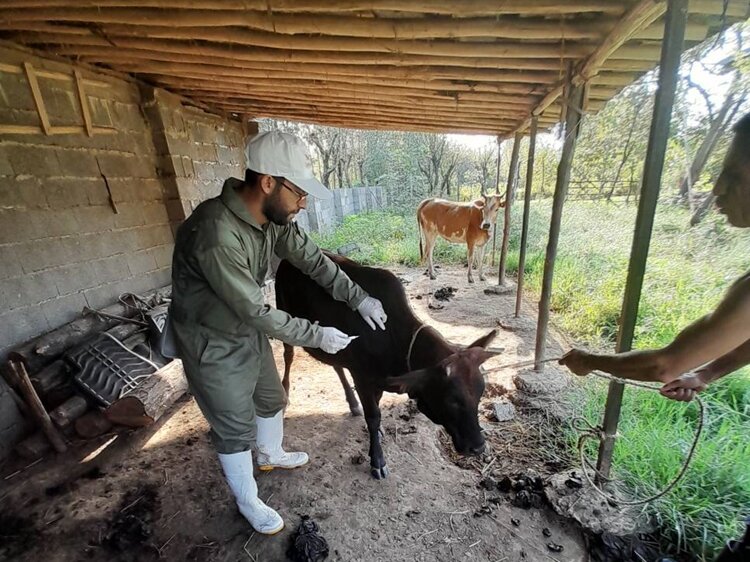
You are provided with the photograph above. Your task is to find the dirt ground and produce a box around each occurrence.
[0,265,584,562]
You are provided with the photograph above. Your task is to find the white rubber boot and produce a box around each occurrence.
[218,450,284,535]
[255,410,309,471]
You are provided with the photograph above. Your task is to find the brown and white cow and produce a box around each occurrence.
[417,195,504,283]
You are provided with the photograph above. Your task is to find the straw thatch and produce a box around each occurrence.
[0,0,745,135]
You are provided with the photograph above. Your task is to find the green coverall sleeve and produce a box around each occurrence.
[197,243,323,347]
[275,222,368,310]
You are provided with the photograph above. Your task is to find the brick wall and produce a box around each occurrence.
[0,44,247,459]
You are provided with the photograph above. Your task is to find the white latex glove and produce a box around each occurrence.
[357,296,388,330]
[319,326,355,354]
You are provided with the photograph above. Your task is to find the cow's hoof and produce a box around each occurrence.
[370,465,390,479]
[429,275,436,280]
[349,405,364,417]
[479,276,486,282]
[468,278,475,284]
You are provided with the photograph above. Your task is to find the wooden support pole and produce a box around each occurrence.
[515,117,538,317]
[534,66,586,371]
[498,132,522,286]
[9,360,68,453]
[596,0,688,481]
[491,136,503,267]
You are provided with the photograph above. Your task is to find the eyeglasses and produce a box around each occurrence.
[278,178,307,203]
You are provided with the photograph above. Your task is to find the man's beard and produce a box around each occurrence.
[262,187,294,225]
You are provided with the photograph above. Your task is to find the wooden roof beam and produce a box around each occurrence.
[0,1,630,17]
[510,0,668,134]
[0,8,609,40]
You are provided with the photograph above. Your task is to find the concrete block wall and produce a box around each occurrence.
[143,87,246,218]
[0,44,248,460]
[296,186,386,234]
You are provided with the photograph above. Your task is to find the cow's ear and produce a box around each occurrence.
[466,329,497,350]
[384,368,432,396]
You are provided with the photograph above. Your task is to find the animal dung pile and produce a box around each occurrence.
[479,470,547,509]
[433,286,458,301]
[287,515,329,562]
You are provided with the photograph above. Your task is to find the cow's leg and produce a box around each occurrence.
[358,385,388,479]
[281,343,294,399]
[334,366,363,416]
[467,241,476,283]
[424,231,437,280]
[477,244,488,281]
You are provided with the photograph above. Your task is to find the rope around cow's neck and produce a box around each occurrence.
[406,323,429,372]
[477,353,705,506]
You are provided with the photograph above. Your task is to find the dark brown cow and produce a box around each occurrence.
[417,195,504,283]
[276,252,497,479]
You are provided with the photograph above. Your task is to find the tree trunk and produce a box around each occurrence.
[105,360,188,427]
[678,92,745,201]
[689,193,717,226]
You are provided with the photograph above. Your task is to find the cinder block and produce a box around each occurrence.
[114,203,146,228]
[50,261,98,295]
[0,210,43,244]
[127,250,157,275]
[83,281,124,310]
[43,177,92,209]
[0,246,22,279]
[151,243,174,268]
[0,306,50,352]
[93,255,130,284]
[56,150,100,178]
[0,272,58,310]
[217,146,240,165]
[95,153,136,178]
[142,203,169,225]
[138,178,168,201]
[17,238,70,273]
[0,146,14,176]
[181,156,195,178]
[84,178,110,206]
[6,144,61,176]
[194,161,215,181]
[109,228,136,254]
[73,205,116,233]
[0,72,35,111]
[42,292,88,329]
[0,177,46,211]
[106,178,138,204]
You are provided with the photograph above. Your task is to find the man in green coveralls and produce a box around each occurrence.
[170,130,388,535]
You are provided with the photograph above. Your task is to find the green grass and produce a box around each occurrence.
[312,203,750,559]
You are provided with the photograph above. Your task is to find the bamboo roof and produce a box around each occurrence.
[0,1,746,135]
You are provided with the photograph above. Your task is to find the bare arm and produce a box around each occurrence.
[560,271,750,382]
[659,338,750,402]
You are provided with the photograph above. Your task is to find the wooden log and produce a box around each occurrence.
[8,285,170,374]
[9,360,67,454]
[0,1,631,17]
[105,360,187,427]
[15,431,51,460]
[49,396,90,429]
[59,49,562,85]
[75,411,113,439]
[37,38,573,71]
[0,8,605,40]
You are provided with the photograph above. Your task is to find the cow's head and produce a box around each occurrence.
[474,195,505,230]
[385,330,497,456]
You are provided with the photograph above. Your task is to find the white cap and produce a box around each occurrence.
[245,131,332,200]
